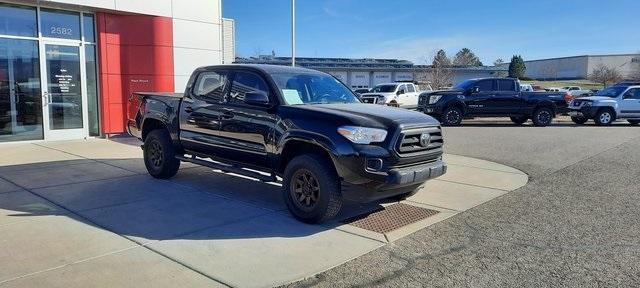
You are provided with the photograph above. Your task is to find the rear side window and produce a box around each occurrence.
[193,71,227,102]
[476,80,494,92]
[228,71,269,104]
[498,80,516,91]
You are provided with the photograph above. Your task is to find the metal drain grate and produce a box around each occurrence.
[344,203,439,234]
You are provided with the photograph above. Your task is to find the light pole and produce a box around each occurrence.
[291,0,296,67]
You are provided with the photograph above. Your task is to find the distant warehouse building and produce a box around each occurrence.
[235,55,507,89]
[525,54,640,80]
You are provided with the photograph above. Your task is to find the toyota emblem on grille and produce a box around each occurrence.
[419,133,431,147]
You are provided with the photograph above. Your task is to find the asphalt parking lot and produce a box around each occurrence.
[290,119,640,287]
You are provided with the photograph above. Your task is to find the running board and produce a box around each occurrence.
[175,155,277,183]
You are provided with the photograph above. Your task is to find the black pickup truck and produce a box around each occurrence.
[417,78,571,126]
[127,64,447,223]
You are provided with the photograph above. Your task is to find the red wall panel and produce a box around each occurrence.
[96,12,174,134]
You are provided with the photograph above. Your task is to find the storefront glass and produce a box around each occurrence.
[0,2,100,142]
[0,38,43,142]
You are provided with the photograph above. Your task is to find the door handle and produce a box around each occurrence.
[184,106,194,113]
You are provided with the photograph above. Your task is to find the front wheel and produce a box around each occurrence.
[571,116,588,125]
[283,154,343,224]
[144,129,180,179]
[532,107,554,127]
[441,106,463,126]
[594,109,615,126]
[510,116,528,125]
[628,120,640,125]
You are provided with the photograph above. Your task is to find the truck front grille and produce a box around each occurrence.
[396,126,443,156]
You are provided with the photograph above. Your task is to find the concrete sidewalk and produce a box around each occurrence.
[0,139,527,288]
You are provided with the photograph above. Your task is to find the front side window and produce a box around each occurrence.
[272,72,360,105]
[228,71,269,104]
[623,88,640,100]
[41,9,81,40]
[193,71,228,102]
[406,84,415,93]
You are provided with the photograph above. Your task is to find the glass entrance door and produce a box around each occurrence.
[41,42,86,140]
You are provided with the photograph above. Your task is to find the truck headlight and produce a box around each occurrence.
[337,126,387,144]
[429,95,442,104]
[376,96,387,105]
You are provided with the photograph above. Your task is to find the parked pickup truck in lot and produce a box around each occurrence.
[359,82,423,109]
[568,83,640,125]
[127,64,447,223]
[417,77,572,126]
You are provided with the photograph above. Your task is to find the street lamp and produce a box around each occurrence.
[291,0,296,67]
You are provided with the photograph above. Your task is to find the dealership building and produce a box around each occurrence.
[235,55,507,89]
[0,0,230,143]
[524,54,640,80]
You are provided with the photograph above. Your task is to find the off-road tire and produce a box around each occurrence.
[571,116,588,125]
[510,116,528,125]
[594,109,615,126]
[532,107,554,127]
[441,106,463,126]
[144,129,180,179]
[283,154,343,224]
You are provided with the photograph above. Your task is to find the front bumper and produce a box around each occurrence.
[336,157,447,202]
[568,106,599,118]
[417,104,444,116]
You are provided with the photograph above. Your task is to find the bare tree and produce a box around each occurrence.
[588,64,623,87]
[421,50,454,89]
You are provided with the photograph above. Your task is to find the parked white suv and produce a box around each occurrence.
[568,84,640,125]
[360,83,423,109]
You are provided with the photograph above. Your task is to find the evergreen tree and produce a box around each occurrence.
[432,49,451,67]
[508,55,526,79]
[453,48,483,66]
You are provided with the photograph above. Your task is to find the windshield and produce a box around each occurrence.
[594,86,627,97]
[371,84,398,93]
[453,80,476,90]
[272,73,360,105]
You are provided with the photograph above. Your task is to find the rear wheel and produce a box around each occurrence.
[144,129,180,179]
[571,116,588,125]
[628,120,640,125]
[594,109,615,126]
[441,106,463,126]
[283,154,343,224]
[510,116,528,125]
[532,107,554,127]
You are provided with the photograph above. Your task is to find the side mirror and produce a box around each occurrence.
[244,91,270,106]
[470,86,480,94]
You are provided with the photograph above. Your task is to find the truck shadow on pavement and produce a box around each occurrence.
[0,158,384,242]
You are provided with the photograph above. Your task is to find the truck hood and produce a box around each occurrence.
[360,92,395,97]
[285,103,440,129]
[578,96,615,102]
[428,89,465,95]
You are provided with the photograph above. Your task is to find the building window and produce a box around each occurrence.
[82,14,95,43]
[0,3,37,37]
[85,44,99,136]
[40,9,81,40]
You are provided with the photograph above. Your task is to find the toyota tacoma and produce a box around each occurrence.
[127,64,447,223]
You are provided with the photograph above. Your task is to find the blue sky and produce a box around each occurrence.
[223,0,640,65]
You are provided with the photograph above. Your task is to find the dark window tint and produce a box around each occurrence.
[0,4,37,37]
[193,71,227,102]
[498,80,516,91]
[83,14,95,42]
[476,80,494,92]
[624,88,640,99]
[406,84,415,93]
[41,9,81,40]
[228,71,269,104]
